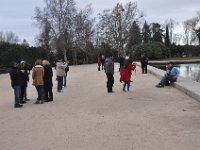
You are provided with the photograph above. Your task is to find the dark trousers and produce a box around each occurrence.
[20,85,26,101]
[12,86,21,106]
[160,75,176,86]
[63,76,67,87]
[106,73,114,92]
[123,82,130,91]
[141,64,147,74]
[98,65,101,71]
[44,85,53,101]
[35,85,44,100]
[102,63,104,70]
[57,76,63,91]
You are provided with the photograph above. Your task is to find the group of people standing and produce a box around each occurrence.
[9,59,69,108]
[9,61,30,108]
[103,52,179,93]
[103,54,136,93]
[32,59,53,104]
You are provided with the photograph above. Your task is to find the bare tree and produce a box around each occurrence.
[34,0,77,61]
[183,10,200,45]
[98,2,143,57]
[0,32,19,44]
[73,4,95,64]
[183,20,191,45]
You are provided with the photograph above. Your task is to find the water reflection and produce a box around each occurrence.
[179,64,200,82]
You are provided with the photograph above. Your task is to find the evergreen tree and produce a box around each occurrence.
[142,21,151,43]
[165,25,170,47]
[152,23,164,43]
[127,21,142,49]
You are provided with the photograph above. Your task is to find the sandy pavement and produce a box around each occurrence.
[0,63,200,150]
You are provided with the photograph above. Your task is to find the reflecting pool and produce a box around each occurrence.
[178,64,200,82]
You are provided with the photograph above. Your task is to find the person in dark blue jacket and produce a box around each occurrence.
[156,62,180,88]
[9,62,23,108]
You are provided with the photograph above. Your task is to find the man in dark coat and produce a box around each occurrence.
[42,60,53,102]
[140,53,148,74]
[19,61,29,103]
[9,62,23,108]
[105,53,114,93]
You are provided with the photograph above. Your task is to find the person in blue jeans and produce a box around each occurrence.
[156,62,180,88]
[9,62,23,108]
[56,59,68,92]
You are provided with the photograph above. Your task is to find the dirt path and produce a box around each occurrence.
[0,64,200,150]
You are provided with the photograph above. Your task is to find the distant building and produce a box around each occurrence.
[21,39,29,48]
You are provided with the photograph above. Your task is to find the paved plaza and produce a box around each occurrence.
[0,63,200,150]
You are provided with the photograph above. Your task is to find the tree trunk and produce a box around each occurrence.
[63,48,67,62]
[73,51,78,65]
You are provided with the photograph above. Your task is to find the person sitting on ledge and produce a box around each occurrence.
[156,62,180,88]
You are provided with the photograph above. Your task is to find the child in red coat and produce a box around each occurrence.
[120,59,136,91]
[98,55,102,71]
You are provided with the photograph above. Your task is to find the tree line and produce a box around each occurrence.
[1,0,200,73]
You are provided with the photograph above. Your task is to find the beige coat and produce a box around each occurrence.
[32,65,44,86]
[56,62,68,77]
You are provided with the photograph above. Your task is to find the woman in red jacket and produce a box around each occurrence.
[98,55,102,71]
[120,58,136,91]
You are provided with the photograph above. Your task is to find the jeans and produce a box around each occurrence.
[160,75,176,86]
[57,76,63,91]
[123,82,130,91]
[35,85,44,100]
[12,86,21,106]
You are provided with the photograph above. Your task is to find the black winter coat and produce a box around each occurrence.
[43,65,53,87]
[9,67,21,87]
[19,68,29,87]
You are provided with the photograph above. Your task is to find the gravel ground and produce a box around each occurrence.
[0,63,200,150]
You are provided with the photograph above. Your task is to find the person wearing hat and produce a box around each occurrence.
[9,62,23,108]
[156,62,180,88]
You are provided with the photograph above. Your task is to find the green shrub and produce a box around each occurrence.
[127,42,169,60]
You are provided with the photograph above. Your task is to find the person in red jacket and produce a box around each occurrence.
[98,55,102,71]
[120,58,136,91]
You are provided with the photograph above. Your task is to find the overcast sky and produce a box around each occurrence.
[0,0,199,46]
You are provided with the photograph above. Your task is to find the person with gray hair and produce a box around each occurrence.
[42,60,53,102]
